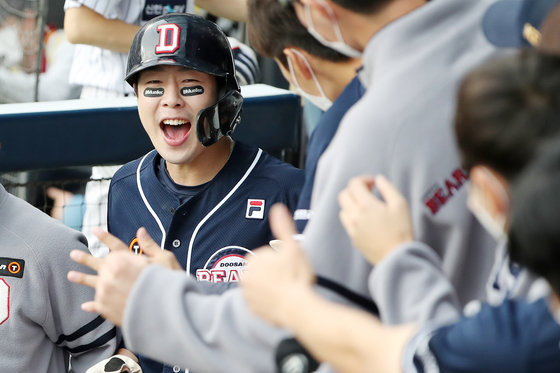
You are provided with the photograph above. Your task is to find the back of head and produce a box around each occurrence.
[247,0,349,67]
[329,0,393,13]
[455,50,560,181]
[509,138,560,296]
[126,13,243,146]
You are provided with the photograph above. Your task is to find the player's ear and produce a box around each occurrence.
[301,0,337,24]
[283,47,313,80]
[133,82,138,97]
[470,166,510,219]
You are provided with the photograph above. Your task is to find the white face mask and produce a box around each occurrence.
[287,48,333,111]
[466,168,509,242]
[303,0,362,58]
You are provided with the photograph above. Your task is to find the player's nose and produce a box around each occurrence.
[161,82,184,108]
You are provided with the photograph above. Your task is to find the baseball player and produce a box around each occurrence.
[104,13,303,373]
[0,182,120,372]
[63,0,260,256]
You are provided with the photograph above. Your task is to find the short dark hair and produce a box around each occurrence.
[455,50,560,181]
[509,138,560,296]
[329,0,393,14]
[247,0,349,68]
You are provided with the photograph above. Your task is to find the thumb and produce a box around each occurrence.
[92,227,129,252]
[136,227,163,257]
[269,204,298,244]
[374,175,406,206]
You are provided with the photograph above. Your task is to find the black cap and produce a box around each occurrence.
[125,12,238,92]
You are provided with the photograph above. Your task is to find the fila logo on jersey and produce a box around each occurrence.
[155,23,180,54]
[196,246,254,283]
[246,199,265,219]
[423,168,469,215]
[0,257,24,278]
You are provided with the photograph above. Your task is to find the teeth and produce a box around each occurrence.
[162,119,188,126]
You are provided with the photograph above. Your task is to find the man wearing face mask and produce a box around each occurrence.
[272,0,503,325]
[240,49,560,373]
[247,0,364,234]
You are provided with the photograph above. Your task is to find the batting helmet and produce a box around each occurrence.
[125,13,243,146]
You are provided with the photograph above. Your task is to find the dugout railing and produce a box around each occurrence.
[0,84,304,213]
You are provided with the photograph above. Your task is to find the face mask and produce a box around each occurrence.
[303,0,362,58]
[287,49,333,111]
[466,168,509,241]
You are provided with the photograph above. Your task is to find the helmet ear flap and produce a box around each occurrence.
[196,90,243,147]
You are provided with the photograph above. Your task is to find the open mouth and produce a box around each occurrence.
[160,119,191,146]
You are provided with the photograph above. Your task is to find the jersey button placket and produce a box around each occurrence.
[172,239,181,248]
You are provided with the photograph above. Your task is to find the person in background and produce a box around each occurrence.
[247,0,363,234]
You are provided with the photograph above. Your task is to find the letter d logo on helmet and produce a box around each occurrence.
[126,13,243,147]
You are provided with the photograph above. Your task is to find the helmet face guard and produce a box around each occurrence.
[125,13,243,146]
[196,90,243,146]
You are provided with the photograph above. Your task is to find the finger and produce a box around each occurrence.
[347,176,378,204]
[136,227,163,257]
[81,301,98,313]
[93,227,129,252]
[338,209,354,237]
[374,175,406,206]
[70,249,102,271]
[337,187,356,211]
[67,270,98,288]
[268,204,298,243]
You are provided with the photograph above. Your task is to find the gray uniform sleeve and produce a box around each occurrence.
[122,266,289,372]
[40,231,119,372]
[369,242,461,325]
[0,188,118,373]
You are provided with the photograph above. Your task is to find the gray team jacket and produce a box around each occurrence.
[119,1,505,372]
[0,184,118,372]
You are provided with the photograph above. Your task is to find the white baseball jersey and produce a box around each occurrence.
[64,0,196,97]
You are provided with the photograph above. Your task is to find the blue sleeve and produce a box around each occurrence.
[415,298,560,373]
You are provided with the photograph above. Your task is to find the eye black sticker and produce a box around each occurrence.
[144,88,164,97]
[181,86,204,96]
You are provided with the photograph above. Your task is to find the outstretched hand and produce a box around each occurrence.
[67,227,181,326]
[241,204,316,328]
[338,175,414,265]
